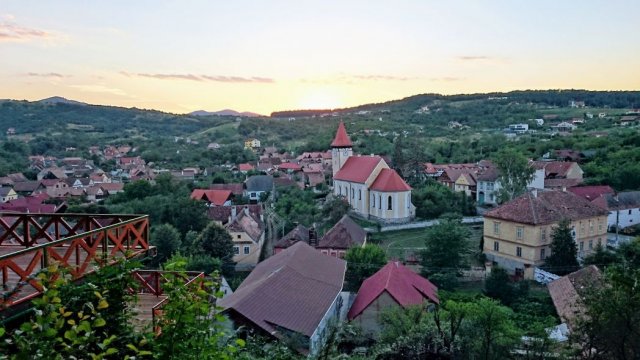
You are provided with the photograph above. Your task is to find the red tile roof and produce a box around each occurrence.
[190,189,232,206]
[533,161,578,178]
[274,224,310,249]
[568,186,615,202]
[370,169,411,192]
[218,242,346,337]
[207,205,263,225]
[278,162,302,171]
[238,163,255,172]
[330,121,353,148]
[210,183,244,196]
[347,261,439,320]
[484,190,609,225]
[333,156,383,183]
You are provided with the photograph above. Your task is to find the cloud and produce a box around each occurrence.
[457,56,491,61]
[350,74,413,81]
[0,21,51,42]
[429,76,464,82]
[300,74,415,84]
[121,71,274,83]
[70,84,129,97]
[25,72,70,78]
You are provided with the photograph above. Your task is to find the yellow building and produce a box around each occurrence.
[224,209,265,270]
[483,190,608,279]
[244,138,261,150]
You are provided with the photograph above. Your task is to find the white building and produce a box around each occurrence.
[509,123,529,134]
[594,191,640,230]
[476,166,545,206]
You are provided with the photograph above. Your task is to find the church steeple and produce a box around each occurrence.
[331,121,353,176]
[331,121,353,148]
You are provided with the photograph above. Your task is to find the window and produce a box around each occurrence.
[580,223,585,236]
[540,248,546,259]
[589,220,594,234]
[629,209,633,215]
[387,196,393,210]
[598,238,602,246]
[579,241,584,251]
[516,227,524,240]
[243,245,250,255]
[493,222,500,235]
[378,195,381,209]
[541,228,547,242]
[233,246,239,255]
[251,192,256,198]
[598,221,603,231]
[516,247,522,257]
[351,188,354,199]
[515,268,524,278]
[372,195,375,208]
[358,189,361,200]
[494,241,500,251]
[479,182,484,190]
[589,240,593,250]
[237,234,241,239]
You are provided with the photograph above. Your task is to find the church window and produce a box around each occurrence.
[378,195,381,209]
[351,188,354,199]
[358,189,361,200]
[388,196,392,210]
[372,195,375,207]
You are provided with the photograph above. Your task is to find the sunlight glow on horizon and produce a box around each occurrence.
[0,1,639,114]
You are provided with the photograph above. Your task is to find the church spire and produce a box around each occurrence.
[331,121,353,148]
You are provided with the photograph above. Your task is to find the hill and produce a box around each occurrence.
[37,96,88,106]
[189,109,262,117]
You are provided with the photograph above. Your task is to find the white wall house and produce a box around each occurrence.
[599,192,640,230]
[477,168,544,206]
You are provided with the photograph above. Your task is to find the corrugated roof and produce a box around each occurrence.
[347,261,438,320]
[218,242,346,337]
[370,169,411,192]
[484,190,609,225]
[330,121,353,148]
[318,215,367,250]
[333,156,383,183]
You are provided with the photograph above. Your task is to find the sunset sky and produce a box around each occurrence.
[1,0,638,115]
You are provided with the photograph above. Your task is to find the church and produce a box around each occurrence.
[331,122,415,224]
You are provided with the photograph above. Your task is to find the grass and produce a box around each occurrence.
[370,225,484,264]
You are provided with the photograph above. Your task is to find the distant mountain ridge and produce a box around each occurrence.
[189,109,262,117]
[37,96,88,106]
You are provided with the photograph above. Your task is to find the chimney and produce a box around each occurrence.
[243,206,249,216]
[562,186,567,192]
[308,226,318,247]
[531,189,538,198]
[231,206,237,220]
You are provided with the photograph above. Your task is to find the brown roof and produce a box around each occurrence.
[318,215,367,250]
[218,242,346,337]
[544,178,583,189]
[484,190,609,225]
[210,183,244,196]
[533,161,578,178]
[224,210,263,242]
[208,205,263,225]
[476,166,499,182]
[274,224,310,249]
[548,265,602,328]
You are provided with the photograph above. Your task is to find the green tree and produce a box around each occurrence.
[195,222,234,263]
[483,266,516,306]
[493,149,535,203]
[468,297,521,360]
[583,243,620,268]
[544,219,579,275]
[150,224,182,267]
[344,244,387,291]
[421,215,470,289]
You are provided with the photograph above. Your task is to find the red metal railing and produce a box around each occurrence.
[0,213,151,309]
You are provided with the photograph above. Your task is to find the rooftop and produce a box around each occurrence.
[333,156,383,184]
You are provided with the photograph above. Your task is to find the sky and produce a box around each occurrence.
[1,0,639,115]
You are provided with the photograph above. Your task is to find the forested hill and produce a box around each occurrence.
[0,100,233,138]
[271,90,640,117]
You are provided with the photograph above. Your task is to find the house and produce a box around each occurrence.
[244,175,273,202]
[12,181,46,196]
[99,182,124,195]
[273,224,316,254]
[592,191,640,231]
[244,138,261,150]
[533,161,584,190]
[331,122,415,224]
[619,115,638,126]
[316,215,367,258]
[6,127,16,135]
[569,100,586,108]
[37,167,67,180]
[548,265,602,330]
[237,163,255,173]
[483,190,609,279]
[0,193,63,213]
[476,164,545,206]
[210,183,244,197]
[348,261,439,335]
[508,123,529,134]
[218,242,347,356]
[278,162,303,173]
[225,209,265,270]
[85,185,107,202]
[567,185,615,202]
[553,122,577,132]
[207,142,221,150]
[190,189,233,206]
[207,204,263,225]
[0,187,18,203]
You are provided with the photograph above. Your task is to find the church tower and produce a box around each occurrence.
[331,121,353,176]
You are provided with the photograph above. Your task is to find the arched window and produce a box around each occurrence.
[358,189,361,200]
[378,195,381,209]
[351,188,354,199]
[372,195,375,207]
[388,196,393,210]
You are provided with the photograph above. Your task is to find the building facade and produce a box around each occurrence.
[483,190,608,279]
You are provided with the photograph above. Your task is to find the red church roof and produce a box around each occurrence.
[330,121,353,148]
[347,262,438,320]
[190,189,232,206]
[333,156,383,183]
[370,168,412,192]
